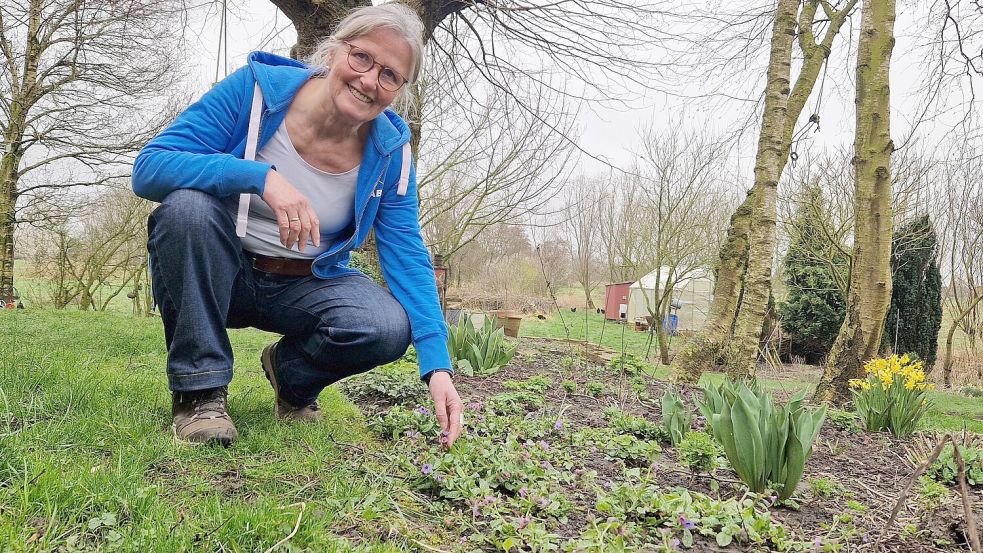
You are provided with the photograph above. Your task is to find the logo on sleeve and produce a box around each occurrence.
[371,189,383,198]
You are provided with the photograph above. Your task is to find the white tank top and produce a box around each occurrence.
[240,121,358,259]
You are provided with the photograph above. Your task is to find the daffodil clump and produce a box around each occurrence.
[849,354,934,437]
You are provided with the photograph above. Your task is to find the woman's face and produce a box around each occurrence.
[324,27,413,126]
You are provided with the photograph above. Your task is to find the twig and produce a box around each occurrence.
[569,394,602,404]
[409,538,450,553]
[953,442,982,553]
[264,502,306,553]
[880,433,950,542]
[853,479,891,502]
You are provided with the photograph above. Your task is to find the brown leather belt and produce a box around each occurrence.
[249,253,313,277]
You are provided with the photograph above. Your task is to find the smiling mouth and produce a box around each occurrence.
[348,85,372,104]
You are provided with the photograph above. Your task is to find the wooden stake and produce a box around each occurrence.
[953,441,982,553]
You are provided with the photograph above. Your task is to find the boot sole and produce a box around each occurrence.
[171,423,235,448]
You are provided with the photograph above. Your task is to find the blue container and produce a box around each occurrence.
[663,314,679,335]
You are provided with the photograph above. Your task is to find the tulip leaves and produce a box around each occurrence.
[696,379,826,500]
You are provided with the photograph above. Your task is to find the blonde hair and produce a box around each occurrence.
[305,4,425,90]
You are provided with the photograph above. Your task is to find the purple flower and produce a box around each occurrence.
[813,537,822,548]
[517,516,531,530]
[538,440,551,451]
[540,461,550,469]
[421,464,433,475]
[519,486,529,498]
[679,515,695,530]
[670,538,681,549]
[554,420,564,430]
[537,497,550,508]
[414,406,432,416]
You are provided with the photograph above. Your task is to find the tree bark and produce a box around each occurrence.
[269,0,465,59]
[0,152,17,303]
[671,0,859,383]
[671,198,752,383]
[724,0,798,380]
[814,0,896,404]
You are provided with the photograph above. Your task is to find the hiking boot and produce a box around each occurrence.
[171,387,238,446]
[261,342,323,421]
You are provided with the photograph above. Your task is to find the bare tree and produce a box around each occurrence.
[417,72,577,260]
[938,146,983,386]
[598,173,649,284]
[561,176,607,310]
[26,184,151,311]
[633,127,732,364]
[0,0,183,302]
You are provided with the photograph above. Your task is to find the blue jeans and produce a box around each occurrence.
[147,189,411,407]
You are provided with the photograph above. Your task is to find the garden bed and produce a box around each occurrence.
[345,338,982,552]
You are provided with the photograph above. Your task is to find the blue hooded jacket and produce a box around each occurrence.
[132,52,451,379]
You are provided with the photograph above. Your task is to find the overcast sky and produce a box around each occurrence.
[182,1,972,180]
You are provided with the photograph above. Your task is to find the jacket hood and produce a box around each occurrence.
[245,51,410,155]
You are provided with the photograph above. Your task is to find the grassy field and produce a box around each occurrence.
[2,308,980,551]
[519,310,662,359]
[0,310,412,551]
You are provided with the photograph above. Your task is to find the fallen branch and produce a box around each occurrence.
[880,433,950,541]
[264,502,306,553]
[953,441,982,553]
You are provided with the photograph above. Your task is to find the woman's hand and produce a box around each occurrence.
[262,170,320,252]
[428,371,463,448]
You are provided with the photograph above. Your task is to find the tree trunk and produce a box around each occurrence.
[0,145,21,303]
[671,0,859,384]
[671,199,752,383]
[724,0,798,380]
[0,175,14,303]
[1,91,26,303]
[814,0,896,404]
[656,295,672,365]
[582,285,596,310]
[270,0,461,59]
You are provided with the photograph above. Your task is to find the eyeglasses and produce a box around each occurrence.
[342,41,409,92]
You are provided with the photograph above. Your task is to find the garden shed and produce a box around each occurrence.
[626,268,713,332]
[603,282,633,320]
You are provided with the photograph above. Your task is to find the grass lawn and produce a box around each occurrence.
[0,310,414,551]
[519,310,661,360]
[2,308,980,551]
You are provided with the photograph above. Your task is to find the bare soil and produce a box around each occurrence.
[446,338,983,552]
